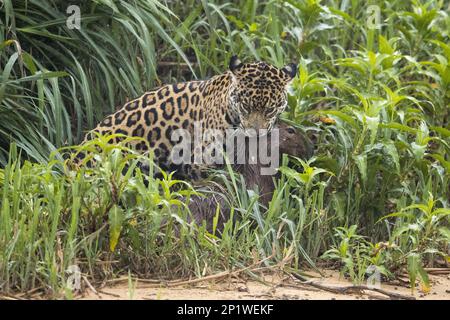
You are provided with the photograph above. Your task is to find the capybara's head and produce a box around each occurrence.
[274,121,314,160]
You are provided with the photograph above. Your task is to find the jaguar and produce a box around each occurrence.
[79,56,297,179]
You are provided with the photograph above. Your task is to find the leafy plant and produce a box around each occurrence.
[0,0,449,297]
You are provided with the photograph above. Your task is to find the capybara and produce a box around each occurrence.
[186,121,314,232]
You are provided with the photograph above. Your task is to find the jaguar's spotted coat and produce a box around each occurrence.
[81,56,297,179]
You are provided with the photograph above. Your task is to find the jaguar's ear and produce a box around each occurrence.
[281,63,298,80]
[229,55,243,73]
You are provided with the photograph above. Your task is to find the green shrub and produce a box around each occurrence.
[1,0,449,296]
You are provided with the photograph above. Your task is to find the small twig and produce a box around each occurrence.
[279,283,322,293]
[289,272,415,300]
[241,293,275,299]
[106,254,276,289]
[97,290,121,298]
[0,293,26,300]
[106,277,164,284]
[0,295,19,300]
[285,282,389,300]
[137,266,273,289]
[83,275,99,296]
[16,286,44,298]
[424,268,450,275]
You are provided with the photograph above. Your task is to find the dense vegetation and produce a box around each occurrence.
[0,0,449,297]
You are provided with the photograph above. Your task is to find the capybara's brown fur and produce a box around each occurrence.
[187,121,314,232]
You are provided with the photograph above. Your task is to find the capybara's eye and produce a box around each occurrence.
[287,127,296,134]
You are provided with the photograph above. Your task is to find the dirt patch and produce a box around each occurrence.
[79,269,450,300]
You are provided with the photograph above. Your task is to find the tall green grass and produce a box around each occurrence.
[0,0,449,297]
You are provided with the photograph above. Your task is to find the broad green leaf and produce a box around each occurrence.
[407,253,420,294]
[109,205,124,252]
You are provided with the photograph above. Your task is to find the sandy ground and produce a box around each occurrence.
[79,269,450,300]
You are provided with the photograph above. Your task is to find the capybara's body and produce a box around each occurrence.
[187,121,314,232]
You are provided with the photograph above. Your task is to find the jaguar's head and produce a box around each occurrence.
[228,55,297,134]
